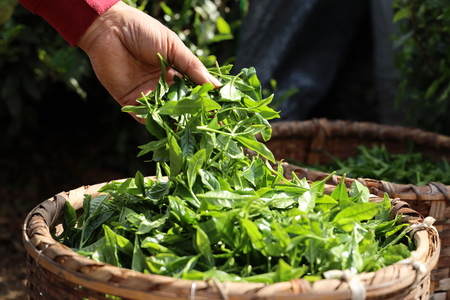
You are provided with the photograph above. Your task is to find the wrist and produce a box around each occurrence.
[78,1,128,52]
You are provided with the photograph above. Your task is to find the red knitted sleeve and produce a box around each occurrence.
[18,0,121,47]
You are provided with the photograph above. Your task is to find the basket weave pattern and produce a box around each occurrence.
[265,119,450,298]
[23,177,439,300]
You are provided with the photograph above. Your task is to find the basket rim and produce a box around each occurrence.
[268,118,450,149]
[281,163,450,203]
[23,176,441,300]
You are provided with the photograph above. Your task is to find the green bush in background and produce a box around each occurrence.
[0,3,92,141]
[393,0,450,134]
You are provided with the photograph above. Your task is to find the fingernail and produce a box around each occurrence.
[208,73,222,88]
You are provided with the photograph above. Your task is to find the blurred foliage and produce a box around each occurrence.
[392,0,450,134]
[0,4,91,142]
[125,0,246,65]
[0,0,246,149]
[0,0,17,25]
[145,0,245,66]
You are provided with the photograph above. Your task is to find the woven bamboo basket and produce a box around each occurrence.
[23,177,439,300]
[264,118,450,299]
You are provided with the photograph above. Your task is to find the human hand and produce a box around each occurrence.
[78,1,221,123]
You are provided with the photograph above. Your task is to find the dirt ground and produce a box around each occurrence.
[0,206,28,300]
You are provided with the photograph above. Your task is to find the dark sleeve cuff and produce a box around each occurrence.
[18,0,121,47]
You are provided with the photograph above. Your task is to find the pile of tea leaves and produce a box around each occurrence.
[58,60,412,284]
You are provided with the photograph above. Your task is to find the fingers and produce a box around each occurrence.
[166,38,222,88]
[80,1,221,127]
[207,72,222,88]
[181,56,222,88]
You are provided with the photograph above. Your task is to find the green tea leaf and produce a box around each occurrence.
[194,226,214,268]
[192,82,215,97]
[270,221,291,250]
[334,202,380,223]
[240,218,266,255]
[315,194,338,212]
[297,190,316,213]
[169,196,197,226]
[121,105,148,116]
[102,225,119,266]
[158,98,221,116]
[275,259,307,283]
[242,158,265,186]
[376,194,391,221]
[234,135,275,163]
[187,149,206,190]
[146,113,166,139]
[219,82,243,101]
[132,235,149,272]
[331,175,349,201]
[156,53,169,99]
[380,244,410,266]
[134,170,146,196]
[168,133,182,179]
[116,233,134,256]
[199,169,221,191]
[349,180,370,203]
[197,190,246,210]
[61,200,78,244]
[180,126,196,158]
[137,138,168,157]
[167,75,187,101]
[137,212,169,235]
[216,134,243,158]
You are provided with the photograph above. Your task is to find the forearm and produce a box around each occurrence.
[18,0,121,46]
